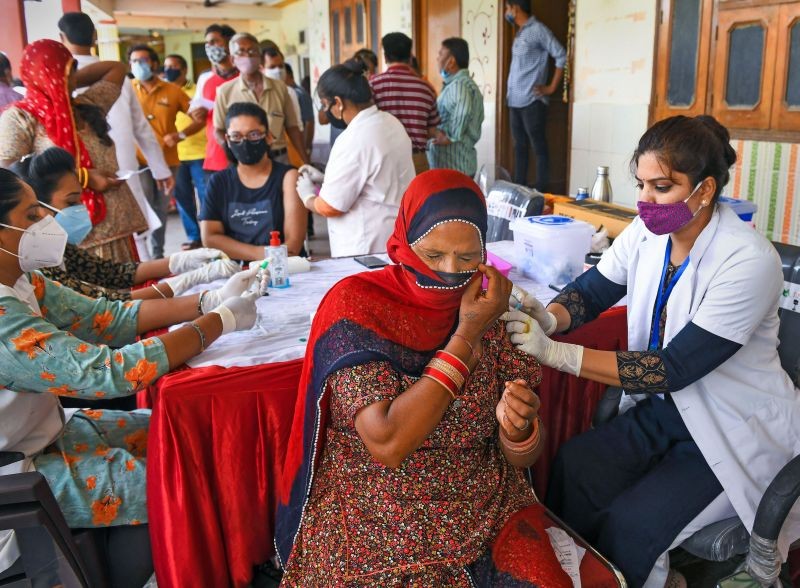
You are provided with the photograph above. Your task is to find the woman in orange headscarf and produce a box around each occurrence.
[0,39,147,263]
[277,170,572,587]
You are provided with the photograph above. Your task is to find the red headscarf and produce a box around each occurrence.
[275,169,488,564]
[15,39,106,224]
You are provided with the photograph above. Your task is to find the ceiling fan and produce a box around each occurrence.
[203,0,226,7]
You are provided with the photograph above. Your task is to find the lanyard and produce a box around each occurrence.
[649,240,689,351]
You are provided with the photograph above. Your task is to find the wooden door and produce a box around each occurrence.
[496,1,570,195]
[330,0,378,65]
[711,5,779,130]
[770,3,800,131]
[413,0,461,85]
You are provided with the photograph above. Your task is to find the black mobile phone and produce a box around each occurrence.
[354,255,388,269]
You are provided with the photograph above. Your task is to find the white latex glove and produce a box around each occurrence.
[502,309,584,376]
[210,292,259,335]
[162,259,241,296]
[296,173,317,207]
[298,164,324,183]
[509,284,558,335]
[201,266,259,314]
[168,248,227,274]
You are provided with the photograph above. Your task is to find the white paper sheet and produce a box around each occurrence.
[546,526,586,588]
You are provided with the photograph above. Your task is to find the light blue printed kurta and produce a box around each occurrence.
[0,271,169,527]
[427,69,485,177]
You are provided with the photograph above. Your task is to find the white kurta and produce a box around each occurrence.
[596,204,800,567]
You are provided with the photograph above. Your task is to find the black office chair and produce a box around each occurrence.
[590,241,800,587]
[0,452,153,588]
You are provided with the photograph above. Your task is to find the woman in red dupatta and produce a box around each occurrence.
[0,39,147,263]
[276,170,574,587]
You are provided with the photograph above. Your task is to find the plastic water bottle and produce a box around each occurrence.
[591,166,612,202]
[575,187,589,201]
[266,231,290,288]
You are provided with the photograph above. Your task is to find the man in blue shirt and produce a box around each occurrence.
[429,38,485,177]
[505,0,566,192]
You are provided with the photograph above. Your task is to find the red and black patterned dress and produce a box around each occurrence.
[282,321,543,587]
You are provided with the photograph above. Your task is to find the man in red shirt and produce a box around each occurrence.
[189,24,240,181]
[370,32,441,175]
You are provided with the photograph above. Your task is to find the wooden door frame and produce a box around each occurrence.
[412,0,462,81]
[494,2,572,194]
[495,1,512,174]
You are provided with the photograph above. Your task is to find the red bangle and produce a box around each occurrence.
[435,350,470,379]
[422,367,458,399]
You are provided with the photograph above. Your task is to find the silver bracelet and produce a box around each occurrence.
[197,290,208,316]
[151,283,168,299]
[186,321,206,353]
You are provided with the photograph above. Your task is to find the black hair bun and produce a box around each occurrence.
[342,57,368,76]
[697,115,737,167]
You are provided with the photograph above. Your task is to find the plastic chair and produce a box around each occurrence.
[590,241,800,586]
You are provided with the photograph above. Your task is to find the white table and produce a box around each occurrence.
[180,241,557,369]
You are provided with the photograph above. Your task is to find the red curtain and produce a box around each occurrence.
[533,306,628,497]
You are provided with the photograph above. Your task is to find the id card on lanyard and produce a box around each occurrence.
[649,240,689,351]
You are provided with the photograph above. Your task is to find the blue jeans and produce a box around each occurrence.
[175,159,206,243]
[509,101,549,191]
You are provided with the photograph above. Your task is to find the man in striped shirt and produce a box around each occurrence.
[370,32,441,175]
[505,0,566,192]
[428,38,484,177]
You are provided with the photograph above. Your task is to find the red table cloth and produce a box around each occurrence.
[147,307,628,588]
[147,359,302,588]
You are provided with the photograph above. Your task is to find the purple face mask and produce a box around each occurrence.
[234,56,261,75]
[636,181,705,235]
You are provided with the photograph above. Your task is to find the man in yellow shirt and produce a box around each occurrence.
[129,45,205,258]
[212,33,308,166]
[164,54,208,250]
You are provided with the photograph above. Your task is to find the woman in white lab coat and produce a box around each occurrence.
[504,115,800,588]
[294,59,415,258]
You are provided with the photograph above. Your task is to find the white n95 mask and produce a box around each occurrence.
[0,215,68,271]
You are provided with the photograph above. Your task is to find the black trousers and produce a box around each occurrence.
[546,396,723,587]
[509,101,549,192]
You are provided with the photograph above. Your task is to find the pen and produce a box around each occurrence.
[548,284,563,293]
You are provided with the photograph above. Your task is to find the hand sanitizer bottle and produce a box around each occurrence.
[266,231,290,288]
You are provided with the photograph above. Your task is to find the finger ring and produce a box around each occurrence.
[514,419,530,431]
[522,322,530,334]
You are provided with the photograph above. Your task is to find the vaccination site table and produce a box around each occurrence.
[145,241,628,588]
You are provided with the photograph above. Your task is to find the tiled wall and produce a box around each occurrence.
[728,140,800,245]
[568,0,658,208]
[569,102,649,207]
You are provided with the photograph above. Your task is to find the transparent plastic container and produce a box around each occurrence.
[509,215,595,285]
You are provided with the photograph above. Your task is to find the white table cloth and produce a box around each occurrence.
[179,241,558,368]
